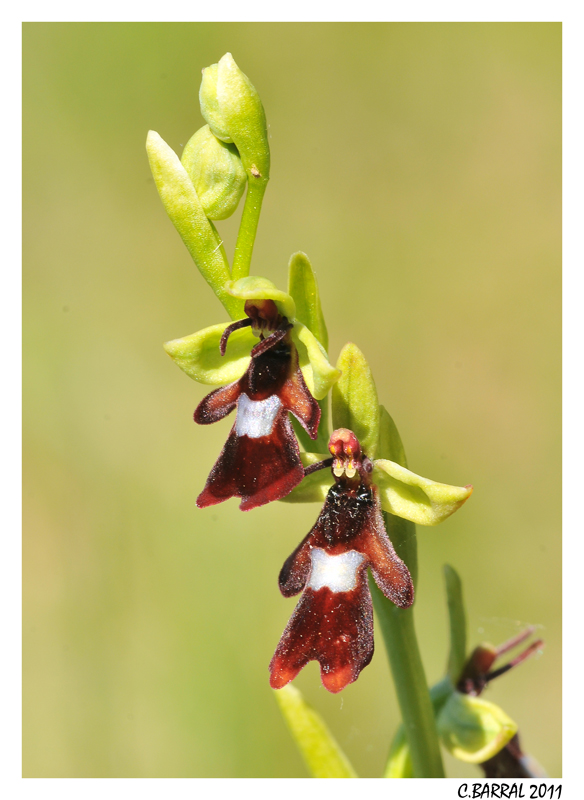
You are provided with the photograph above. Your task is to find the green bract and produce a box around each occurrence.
[181,125,247,220]
[146,130,241,319]
[199,53,270,182]
[384,725,413,778]
[377,404,407,468]
[164,277,340,400]
[444,564,467,683]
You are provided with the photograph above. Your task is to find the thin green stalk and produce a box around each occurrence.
[371,512,445,778]
[231,179,267,281]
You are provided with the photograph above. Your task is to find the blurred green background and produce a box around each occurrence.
[23,23,561,778]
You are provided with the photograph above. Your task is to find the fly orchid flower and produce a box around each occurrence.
[269,429,414,694]
[163,276,340,511]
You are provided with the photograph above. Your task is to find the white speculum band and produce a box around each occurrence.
[235,393,282,439]
[307,548,364,593]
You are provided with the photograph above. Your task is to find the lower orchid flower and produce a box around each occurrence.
[163,277,340,510]
[269,429,414,693]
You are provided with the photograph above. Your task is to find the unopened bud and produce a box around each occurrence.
[199,53,270,181]
[181,125,246,220]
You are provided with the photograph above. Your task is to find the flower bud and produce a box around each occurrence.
[199,53,270,181]
[181,125,247,220]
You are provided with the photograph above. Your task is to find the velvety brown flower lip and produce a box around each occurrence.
[270,430,414,693]
[195,305,320,511]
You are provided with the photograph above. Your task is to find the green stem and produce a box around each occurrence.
[371,512,445,778]
[231,178,267,281]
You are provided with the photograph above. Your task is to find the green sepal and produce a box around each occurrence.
[287,252,329,351]
[373,459,473,526]
[437,692,518,764]
[181,125,246,220]
[278,453,333,504]
[273,684,357,778]
[226,276,296,320]
[146,130,241,319]
[163,321,255,385]
[200,53,270,181]
[444,564,468,684]
[291,323,341,401]
[331,343,380,459]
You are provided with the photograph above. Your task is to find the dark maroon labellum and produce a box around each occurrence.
[270,466,414,693]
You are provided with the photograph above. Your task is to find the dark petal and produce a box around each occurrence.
[356,490,414,609]
[194,382,241,425]
[303,457,334,477]
[269,581,374,694]
[196,407,304,511]
[278,533,313,598]
[219,317,253,356]
[279,367,321,439]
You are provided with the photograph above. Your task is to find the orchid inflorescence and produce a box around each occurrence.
[147,53,543,778]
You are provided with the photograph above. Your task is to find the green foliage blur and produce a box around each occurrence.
[23,22,561,778]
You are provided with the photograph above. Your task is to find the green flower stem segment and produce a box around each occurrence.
[372,576,445,778]
[146,130,242,320]
[273,685,358,778]
[375,405,444,777]
[231,178,268,281]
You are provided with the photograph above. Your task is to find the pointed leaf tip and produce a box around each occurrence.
[443,564,468,683]
[273,684,357,778]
